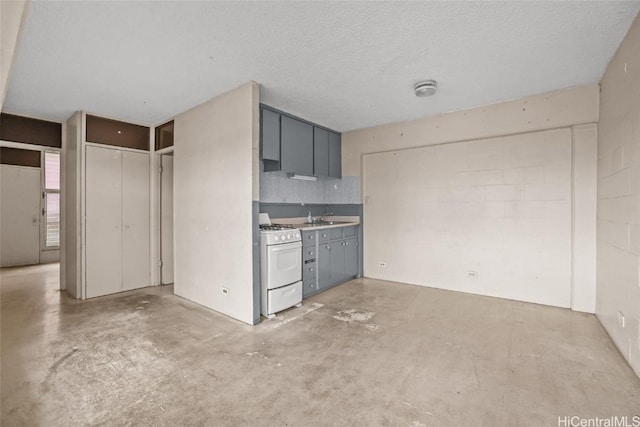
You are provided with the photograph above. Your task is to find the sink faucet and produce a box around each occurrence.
[321,211,334,222]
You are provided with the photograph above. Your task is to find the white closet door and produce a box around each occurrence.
[0,165,41,267]
[85,146,122,298]
[121,150,150,291]
[160,155,174,284]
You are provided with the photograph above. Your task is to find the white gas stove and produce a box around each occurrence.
[259,221,303,318]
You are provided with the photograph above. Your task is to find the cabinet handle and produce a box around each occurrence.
[308,251,314,255]
[325,245,330,250]
[309,267,314,272]
[345,241,349,246]
[309,235,314,240]
[322,233,327,238]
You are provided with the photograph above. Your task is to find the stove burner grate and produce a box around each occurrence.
[259,223,297,231]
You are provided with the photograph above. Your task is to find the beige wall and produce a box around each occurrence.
[345,85,599,312]
[62,112,83,298]
[597,13,640,377]
[572,124,598,313]
[0,0,29,109]
[173,82,259,325]
[343,85,599,177]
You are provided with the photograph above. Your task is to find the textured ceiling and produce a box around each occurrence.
[4,1,640,131]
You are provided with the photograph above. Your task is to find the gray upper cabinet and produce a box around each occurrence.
[260,104,341,178]
[313,127,329,177]
[261,108,280,165]
[328,132,341,178]
[281,115,314,175]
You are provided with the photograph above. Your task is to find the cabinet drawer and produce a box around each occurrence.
[303,247,316,262]
[343,226,356,238]
[329,228,343,240]
[303,261,317,279]
[303,277,317,297]
[302,231,316,246]
[318,230,330,242]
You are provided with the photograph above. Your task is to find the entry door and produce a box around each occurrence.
[85,146,122,298]
[122,151,150,291]
[160,155,174,284]
[0,165,41,267]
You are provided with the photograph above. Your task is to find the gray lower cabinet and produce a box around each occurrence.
[281,115,313,175]
[329,240,346,285]
[303,226,358,297]
[318,243,331,291]
[344,238,358,278]
[302,231,318,297]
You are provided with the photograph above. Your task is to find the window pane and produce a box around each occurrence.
[46,193,60,247]
[45,152,60,190]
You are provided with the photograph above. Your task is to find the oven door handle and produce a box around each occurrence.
[270,242,302,252]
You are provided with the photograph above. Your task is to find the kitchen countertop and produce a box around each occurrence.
[272,216,360,231]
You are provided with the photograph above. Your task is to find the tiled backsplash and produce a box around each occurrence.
[260,167,360,204]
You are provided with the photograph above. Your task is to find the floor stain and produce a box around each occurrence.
[332,308,375,323]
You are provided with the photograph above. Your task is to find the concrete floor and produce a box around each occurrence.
[1,264,639,426]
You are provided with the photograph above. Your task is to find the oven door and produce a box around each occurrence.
[265,240,302,290]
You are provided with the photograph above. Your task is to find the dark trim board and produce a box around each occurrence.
[0,147,41,167]
[86,115,150,151]
[0,113,62,148]
[155,120,174,150]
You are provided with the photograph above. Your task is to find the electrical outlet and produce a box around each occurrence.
[378,261,387,268]
[467,271,479,278]
[618,311,625,328]
[222,287,229,296]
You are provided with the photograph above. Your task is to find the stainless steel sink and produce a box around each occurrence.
[304,221,350,226]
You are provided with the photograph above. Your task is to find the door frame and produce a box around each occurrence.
[153,146,174,287]
[159,151,174,285]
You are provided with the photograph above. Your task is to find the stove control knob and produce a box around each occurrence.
[287,233,291,240]
[274,235,279,242]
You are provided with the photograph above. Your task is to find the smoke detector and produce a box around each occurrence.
[414,80,438,97]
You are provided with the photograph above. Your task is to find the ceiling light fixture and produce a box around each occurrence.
[288,173,318,181]
[414,80,438,97]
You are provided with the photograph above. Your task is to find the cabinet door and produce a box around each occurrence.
[328,132,342,178]
[85,146,123,298]
[344,237,358,278]
[313,127,329,177]
[281,115,313,175]
[318,243,331,290]
[329,240,346,285]
[122,151,150,291]
[261,108,280,163]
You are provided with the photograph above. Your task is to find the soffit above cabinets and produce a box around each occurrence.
[4,2,640,131]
